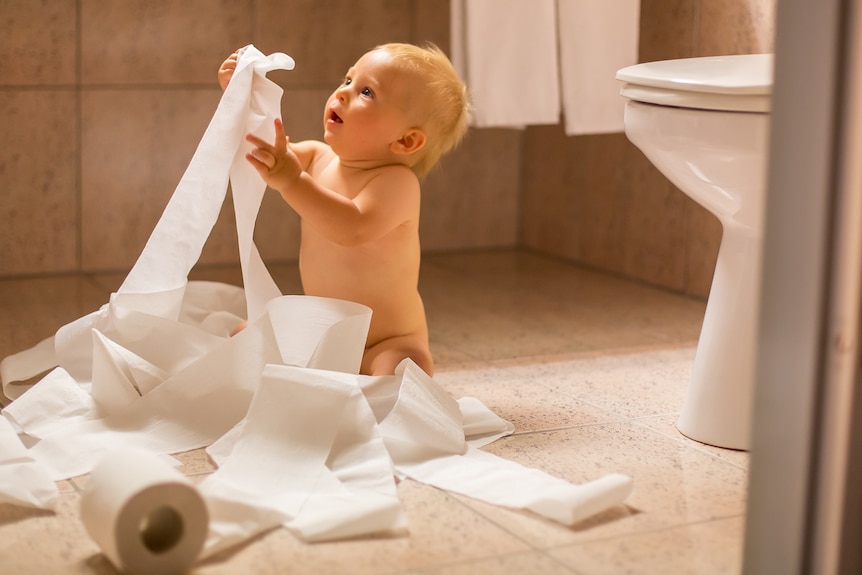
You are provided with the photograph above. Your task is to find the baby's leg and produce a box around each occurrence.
[229,320,248,337]
[362,334,434,376]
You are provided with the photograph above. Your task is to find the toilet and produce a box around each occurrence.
[616,54,773,450]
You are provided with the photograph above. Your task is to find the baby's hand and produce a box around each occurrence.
[217,50,240,91]
[245,118,302,191]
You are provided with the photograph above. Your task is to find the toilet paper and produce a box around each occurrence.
[0,415,58,509]
[80,448,209,575]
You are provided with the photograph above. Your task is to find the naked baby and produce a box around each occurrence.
[218,44,469,376]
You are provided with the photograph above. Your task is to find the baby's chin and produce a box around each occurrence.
[322,131,337,149]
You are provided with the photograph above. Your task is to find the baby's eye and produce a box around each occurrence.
[343,78,352,86]
[361,87,373,97]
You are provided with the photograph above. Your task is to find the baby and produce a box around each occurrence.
[218,44,469,376]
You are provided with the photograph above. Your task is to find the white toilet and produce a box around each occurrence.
[616,54,773,450]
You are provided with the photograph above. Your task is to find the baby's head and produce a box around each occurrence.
[373,43,469,178]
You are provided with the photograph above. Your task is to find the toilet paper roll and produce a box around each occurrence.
[80,448,209,575]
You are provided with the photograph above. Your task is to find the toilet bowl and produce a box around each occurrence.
[617,54,773,450]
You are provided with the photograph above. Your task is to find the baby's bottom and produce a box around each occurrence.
[361,333,434,377]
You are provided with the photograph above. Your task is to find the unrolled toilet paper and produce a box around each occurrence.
[80,448,209,575]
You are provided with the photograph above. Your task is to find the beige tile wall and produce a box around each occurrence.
[1,0,773,294]
[0,0,519,277]
[523,0,776,297]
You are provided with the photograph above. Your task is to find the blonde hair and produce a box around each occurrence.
[375,43,470,178]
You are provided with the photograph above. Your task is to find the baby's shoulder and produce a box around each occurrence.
[293,140,335,174]
[360,164,421,205]
[373,163,419,185]
[291,139,331,159]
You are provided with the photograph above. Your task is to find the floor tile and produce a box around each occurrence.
[420,251,705,365]
[433,366,620,433]
[502,347,696,420]
[634,413,750,470]
[549,517,745,575]
[0,250,742,574]
[194,480,531,575]
[404,550,578,574]
[0,493,104,575]
[173,448,218,476]
[455,422,747,549]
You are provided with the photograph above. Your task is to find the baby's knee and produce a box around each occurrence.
[229,320,248,337]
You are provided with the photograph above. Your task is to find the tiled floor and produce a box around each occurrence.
[0,249,748,574]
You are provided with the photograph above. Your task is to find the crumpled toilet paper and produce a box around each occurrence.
[0,415,57,509]
[0,45,633,561]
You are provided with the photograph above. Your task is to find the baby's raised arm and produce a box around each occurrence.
[246,119,419,246]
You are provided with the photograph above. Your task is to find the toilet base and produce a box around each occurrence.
[676,226,761,450]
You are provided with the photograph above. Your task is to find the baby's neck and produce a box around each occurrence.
[337,156,409,172]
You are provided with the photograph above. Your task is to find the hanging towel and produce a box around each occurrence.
[451,0,560,128]
[558,0,640,135]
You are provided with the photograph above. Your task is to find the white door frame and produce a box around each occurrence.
[744,0,862,573]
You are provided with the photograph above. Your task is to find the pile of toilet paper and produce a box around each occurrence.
[0,46,632,571]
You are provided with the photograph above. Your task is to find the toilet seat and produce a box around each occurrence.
[617,54,773,113]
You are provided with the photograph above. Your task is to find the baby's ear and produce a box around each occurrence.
[391,128,426,156]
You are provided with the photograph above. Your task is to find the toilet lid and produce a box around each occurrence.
[616,54,773,113]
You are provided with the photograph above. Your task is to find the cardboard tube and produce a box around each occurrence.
[80,448,208,575]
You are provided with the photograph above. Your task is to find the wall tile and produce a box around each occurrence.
[521,125,576,258]
[198,190,241,267]
[0,90,78,275]
[257,0,413,87]
[80,89,224,272]
[638,0,698,62]
[420,129,521,251]
[619,140,688,290]
[523,127,690,291]
[698,0,776,56]
[81,0,253,85]
[280,88,330,142]
[0,0,77,85]
[413,0,451,48]
[254,191,302,264]
[571,134,633,275]
[0,0,774,287]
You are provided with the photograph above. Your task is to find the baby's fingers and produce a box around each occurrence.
[272,118,288,152]
[245,132,271,150]
[248,148,275,169]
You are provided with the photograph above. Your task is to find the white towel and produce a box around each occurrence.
[451,0,560,128]
[558,0,640,135]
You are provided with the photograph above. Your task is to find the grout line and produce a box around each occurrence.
[390,549,581,575]
[541,513,748,552]
[75,0,83,273]
[440,489,582,572]
[627,415,751,471]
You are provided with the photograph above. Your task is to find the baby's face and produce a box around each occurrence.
[323,49,422,162]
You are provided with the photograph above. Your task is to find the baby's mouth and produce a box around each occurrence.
[329,110,343,123]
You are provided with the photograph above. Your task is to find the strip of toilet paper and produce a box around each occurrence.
[80,448,209,575]
[0,45,633,560]
[0,415,57,509]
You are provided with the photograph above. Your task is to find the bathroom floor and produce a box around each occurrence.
[0,249,748,575]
